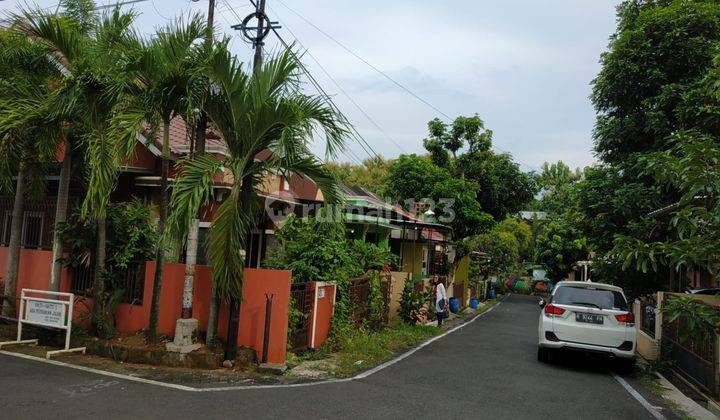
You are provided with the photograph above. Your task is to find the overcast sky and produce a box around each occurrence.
[2,0,622,171]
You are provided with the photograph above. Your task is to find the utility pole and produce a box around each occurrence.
[224,0,279,362]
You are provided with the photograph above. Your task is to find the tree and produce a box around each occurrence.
[326,156,390,194]
[494,217,533,262]
[0,29,64,315]
[534,216,589,282]
[19,6,145,334]
[614,131,720,275]
[384,154,448,206]
[428,178,494,238]
[469,231,519,279]
[168,46,347,359]
[534,161,583,216]
[592,0,720,163]
[458,151,537,220]
[138,15,208,343]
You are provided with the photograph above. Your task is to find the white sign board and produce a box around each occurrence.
[26,299,66,327]
[0,289,85,359]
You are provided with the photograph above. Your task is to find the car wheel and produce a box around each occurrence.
[538,346,550,363]
[616,358,635,374]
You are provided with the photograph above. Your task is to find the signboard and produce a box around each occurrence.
[26,299,66,327]
[318,288,326,299]
[0,289,85,359]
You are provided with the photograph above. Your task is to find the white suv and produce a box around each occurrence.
[538,281,636,369]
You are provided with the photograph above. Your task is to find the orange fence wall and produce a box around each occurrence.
[0,248,72,303]
[0,247,291,365]
[308,282,336,349]
[215,268,291,365]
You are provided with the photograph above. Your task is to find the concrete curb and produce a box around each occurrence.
[655,372,718,420]
[0,297,504,392]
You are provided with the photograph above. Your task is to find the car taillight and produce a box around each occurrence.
[544,304,565,316]
[615,312,635,326]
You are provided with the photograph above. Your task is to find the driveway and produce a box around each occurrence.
[0,294,673,419]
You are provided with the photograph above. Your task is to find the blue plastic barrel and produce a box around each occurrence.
[470,298,479,309]
[489,290,496,299]
[449,297,460,313]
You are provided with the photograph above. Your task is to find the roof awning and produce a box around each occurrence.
[345,213,396,230]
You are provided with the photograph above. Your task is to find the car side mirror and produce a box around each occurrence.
[539,299,546,308]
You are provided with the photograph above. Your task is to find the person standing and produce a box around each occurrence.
[434,276,448,327]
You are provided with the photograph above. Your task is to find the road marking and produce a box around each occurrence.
[0,299,503,392]
[612,373,665,420]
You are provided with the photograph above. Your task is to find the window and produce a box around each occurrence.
[1,211,11,246]
[21,211,44,249]
[552,286,628,311]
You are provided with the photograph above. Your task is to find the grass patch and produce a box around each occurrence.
[333,323,441,376]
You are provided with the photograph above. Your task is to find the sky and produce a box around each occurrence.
[1,0,623,171]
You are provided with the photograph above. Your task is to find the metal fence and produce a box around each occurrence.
[640,299,657,338]
[289,282,313,352]
[349,274,391,326]
[661,295,718,396]
[70,262,146,305]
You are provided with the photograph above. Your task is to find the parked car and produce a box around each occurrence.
[537,281,636,370]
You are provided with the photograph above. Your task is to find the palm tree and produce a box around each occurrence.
[0,29,65,316]
[137,15,208,343]
[18,7,145,335]
[168,45,348,358]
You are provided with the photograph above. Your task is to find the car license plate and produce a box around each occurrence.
[575,313,603,324]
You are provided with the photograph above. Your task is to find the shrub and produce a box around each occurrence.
[265,214,397,349]
[399,279,430,324]
[662,296,720,344]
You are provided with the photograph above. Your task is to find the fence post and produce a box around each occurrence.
[655,291,663,341]
[261,293,273,364]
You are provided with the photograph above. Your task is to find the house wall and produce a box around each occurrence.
[388,271,409,325]
[0,247,291,365]
[400,242,426,276]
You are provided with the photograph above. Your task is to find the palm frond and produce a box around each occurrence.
[166,153,224,242]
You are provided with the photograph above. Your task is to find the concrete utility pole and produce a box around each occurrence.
[169,0,217,354]
[224,0,278,362]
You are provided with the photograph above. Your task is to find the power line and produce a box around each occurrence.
[223,0,381,162]
[275,0,451,121]
[272,0,539,172]
[266,3,406,155]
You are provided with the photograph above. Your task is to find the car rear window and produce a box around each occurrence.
[552,286,628,311]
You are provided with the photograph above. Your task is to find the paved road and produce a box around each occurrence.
[0,294,672,419]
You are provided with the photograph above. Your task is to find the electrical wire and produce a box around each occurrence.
[275,0,451,121]
[223,0,381,162]
[266,3,406,155]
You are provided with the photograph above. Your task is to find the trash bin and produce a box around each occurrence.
[470,298,479,309]
[489,289,496,299]
[449,297,460,313]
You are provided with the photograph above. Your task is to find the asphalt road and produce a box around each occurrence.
[0,294,674,419]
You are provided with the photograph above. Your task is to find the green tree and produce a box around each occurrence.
[495,217,533,262]
[137,15,208,343]
[327,156,390,194]
[458,151,537,220]
[535,161,583,216]
[0,29,65,315]
[428,178,494,238]
[614,131,720,274]
[168,46,347,358]
[592,0,720,163]
[384,154,448,206]
[18,6,146,333]
[469,231,520,279]
[534,216,589,282]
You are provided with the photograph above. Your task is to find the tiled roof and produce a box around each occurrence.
[141,117,228,157]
